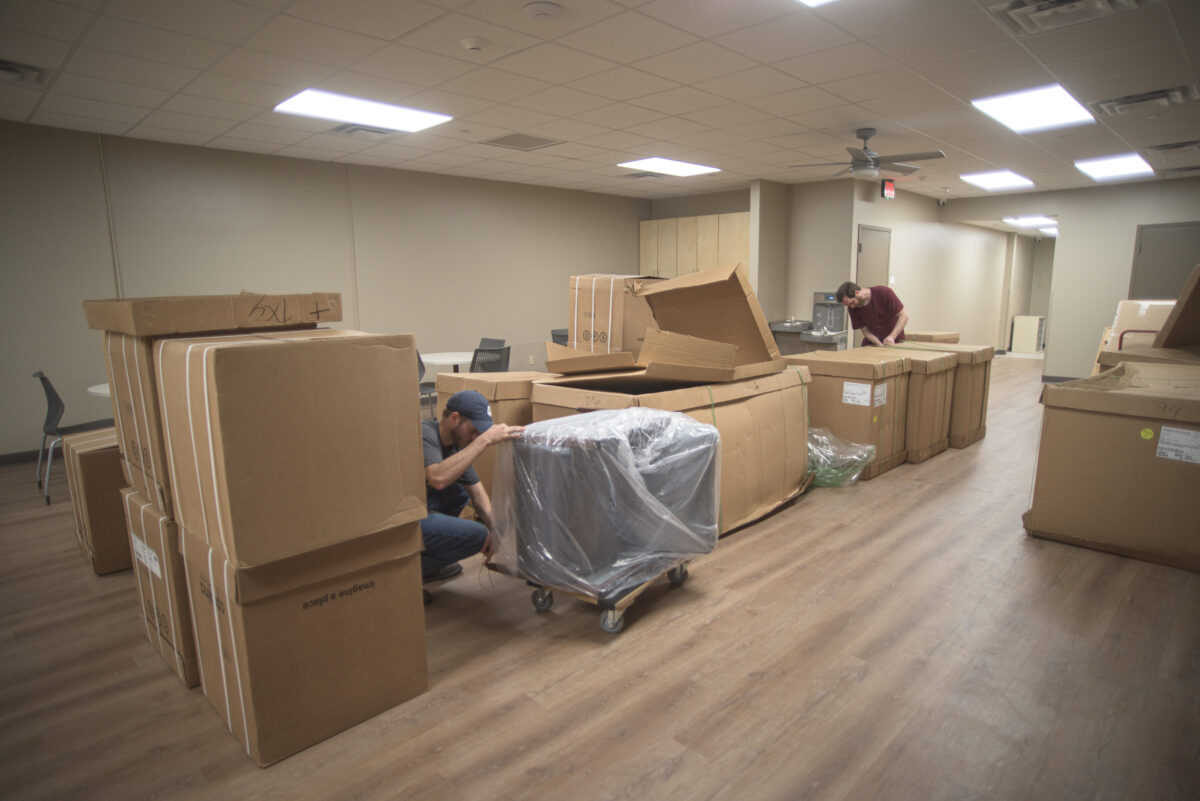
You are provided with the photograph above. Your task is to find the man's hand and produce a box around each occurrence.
[883,335,896,345]
[480,423,524,446]
[481,530,495,562]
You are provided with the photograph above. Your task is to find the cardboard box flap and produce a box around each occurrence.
[896,350,957,374]
[1154,263,1200,349]
[63,428,118,453]
[637,263,782,366]
[1040,362,1200,423]
[84,291,342,336]
[635,329,737,383]
[897,341,994,364]
[434,371,555,401]
[533,365,805,413]
[784,351,908,380]
[1104,299,1174,352]
[181,524,423,605]
[1096,344,1200,370]
[545,342,639,374]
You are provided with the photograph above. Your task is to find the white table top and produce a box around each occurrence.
[422,351,474,368]
[87,383,111,398]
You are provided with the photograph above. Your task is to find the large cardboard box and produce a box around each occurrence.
[181,522,427,766]
[1154,263,1200,349]
[899,343,994,448]
[568,275,660,356]
[434,371,554,494]
[786,350,909,480]
[63,429,130,574]
[121,489,199,687]
[156,329,426,567]
[1024,363,1200,572]
[87,292,343,516]
[532,367,810,533]
[1096,344,1200,371]
[908,331,959,344]
[1103,299,1174,352]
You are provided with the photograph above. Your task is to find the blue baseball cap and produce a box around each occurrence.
[445,390,493,433]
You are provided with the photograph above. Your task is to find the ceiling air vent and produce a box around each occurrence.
[1162,165,1200,177]
[0,58,49,87]
[330,123,404,139]
[1090,85,1198,117]
[988,0,1158,37]
[481,133,562,151]
[1144,139,1200,154]
[624,172,665,179]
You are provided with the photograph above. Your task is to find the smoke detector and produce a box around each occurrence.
[523,2,563,21]
[460,37,487,53]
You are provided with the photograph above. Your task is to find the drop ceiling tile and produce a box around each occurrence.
[716,11,854,64]
[30,110,133,134]
[1050,39,1189,87]
[335,152,397,167]
[557,11,696,63]
[207,47,337,87]
[523,117,610,142]
[358,142,437,160]
[353,42,476,85]
[723,117,803,139]
[294,132,375,152]
[911,43,1039,88]
[397,12,539,62]
[206,136,283,154]
[52,73,172,108]
[311,72,424,105]
[673,128,747,149]
[183,71,295,106]
[161,93,262,121]
[566,66,677,101]
[0,0,92,40]
[572,101,665,128]
[816,0,972,41]
[694,66,803,102]
[457,0,626,39]
[861,88,965,119]
[710,138,791,159]
[83,15,229,69]
[942,68,1058,105]
[680,102,774,129]
[401,87,494,116]
[246,108,334,132]
[628,86,726,115]
[275,143,351,160]
[537,141,614,162]
[820,68,931,103]
[774,42,897,87]
[766,130,846,152]
[785,103,876,131]
[624,115,710,140]
[65,46,198,91]
[438,67,551,103]
[40,92,148,123]
[636,0,797,38]
[1023,125,1132,160]
[286,0,446,40]
[745,85,843,116]
[220,121,309,145]
[490,43,615,84]
[511,85,611,116]
[104,0,273,44]
[245,16,388,68]
[869,11,1011,65]
[578,129,660,150]
[461,102,556,131]
[1024,3,1177,64]
[125,125,214,146]
[0,83,40,109]
[140,108,238,134]
[1070,69,1197,106]
[0,25,74,68]
[633,41,757,85]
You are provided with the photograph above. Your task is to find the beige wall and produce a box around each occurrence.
[786,180,855,322]
[650,190,748,220]
[750,179,790,321]
[1,120,646,456]
[1029,238,1055,317]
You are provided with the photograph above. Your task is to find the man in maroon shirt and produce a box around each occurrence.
[836,281,909,346]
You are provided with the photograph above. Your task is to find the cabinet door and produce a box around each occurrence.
[718,212,750,267]
[639,220,659,276]
[657,219,678,278]
[676,216,698,274]
[696,214,719,272]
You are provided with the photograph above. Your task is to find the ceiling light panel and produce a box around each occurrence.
[1075,153,1155,181]
[618,157,720,177]
[960,170,1034,191]
[1003,215,1056,228]
[274,89,451,132]
[971,84,1094,133]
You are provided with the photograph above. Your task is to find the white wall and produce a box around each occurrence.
[1,120,647,456]
[943,178,1200,377]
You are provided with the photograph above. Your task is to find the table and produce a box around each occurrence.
[87,383,111,398]
[422,351,474,373]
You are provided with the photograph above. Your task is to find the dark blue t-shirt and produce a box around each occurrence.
[421,418,479,512]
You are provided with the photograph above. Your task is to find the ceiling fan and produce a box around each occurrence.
[789,127,946,177]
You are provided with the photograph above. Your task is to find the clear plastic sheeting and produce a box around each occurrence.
[491,408,720,602]
[808,427,876,487]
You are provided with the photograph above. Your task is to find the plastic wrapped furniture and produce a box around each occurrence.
[491,408,719,631]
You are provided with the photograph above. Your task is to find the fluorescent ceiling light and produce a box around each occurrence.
[274,89,451,133]
[960,170,1034,191]
[794,0,841,7]
[971,84,1094,133]
[1039,227,1059,237]
[1075,153,1154,181]
[618,157,720,177]
[1003,215,1056,228]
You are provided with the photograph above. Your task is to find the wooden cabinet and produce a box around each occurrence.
[639,211,749,277]
[1011,315,1046,353]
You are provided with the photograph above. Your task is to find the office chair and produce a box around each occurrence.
[416,353,438,420]
[550,328,568,346]
[469,346,510,373]
[478,337,505,349]
[33,371,113,504]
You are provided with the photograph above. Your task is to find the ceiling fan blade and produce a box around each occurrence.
[875,150,946,163]
[846,147,870,161]
[831,166,852,178]
[788,161,850,168]
[880,162,921,175]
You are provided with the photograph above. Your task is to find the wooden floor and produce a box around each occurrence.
[2,355,1197,801]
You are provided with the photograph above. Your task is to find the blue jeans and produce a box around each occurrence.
[421,483,487,575]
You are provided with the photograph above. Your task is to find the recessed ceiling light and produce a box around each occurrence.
[794,0,842,7]
[1003,215,1056,228]
[971,84,1094,133]
[960,170,1034,191]
[618,157,720,177]
[274,89,451,133]
[1039,227,1059,237]
[1075,152,1154,181]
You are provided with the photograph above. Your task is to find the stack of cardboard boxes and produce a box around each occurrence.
[84,293,430,766]
[63,428,130,574]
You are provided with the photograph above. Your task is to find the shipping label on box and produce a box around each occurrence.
[64,429,131,574]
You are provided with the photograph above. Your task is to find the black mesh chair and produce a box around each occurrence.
[33,371,113,504]
[478,337,505,349]
[469,346,510,373]
[550,329,568,346]
[416,353,438,420]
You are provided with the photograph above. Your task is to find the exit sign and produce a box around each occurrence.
[881,178,895,199]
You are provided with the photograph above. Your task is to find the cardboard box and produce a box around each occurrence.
[1024,363,1200,572]
[63,429,130,574]
[908,331,959,344]
[899,343,994,448]
[568,275,659,356]
[531,367,810,533]
[84,291,342,337]
[1104,299,1175,352]
[104,332,174,515]
[121,489,199,687]
[1153,263,1200,349]
[1096,344,1200,371]
[900,350,957,463]
[785,350,910,480]
[544,330,739,383]
[156,329,426,567]
[434,371,554,494]
[181,522,427,766]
